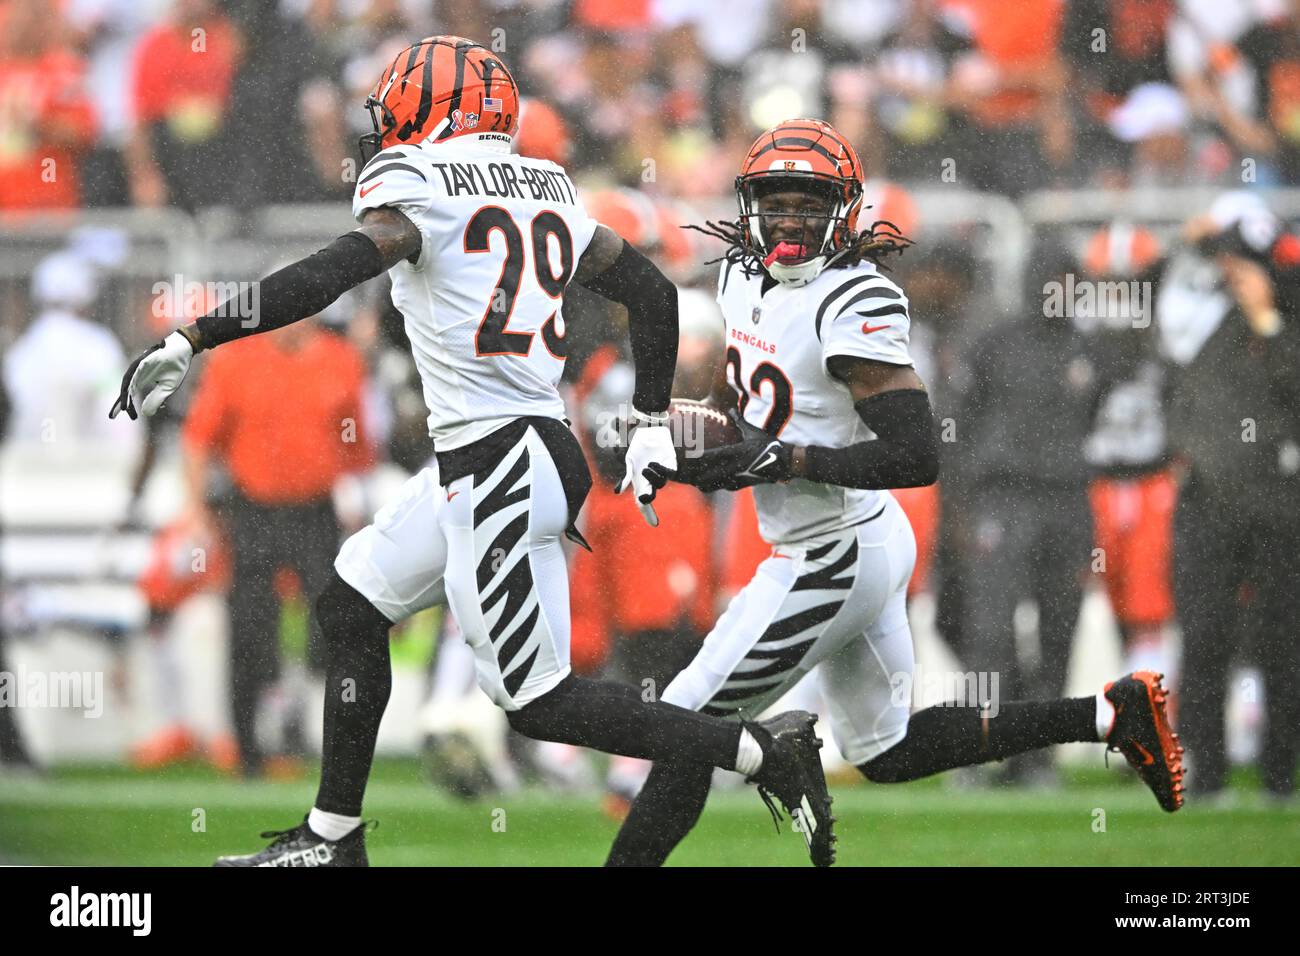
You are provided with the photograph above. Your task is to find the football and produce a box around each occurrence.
[667,398,743,461]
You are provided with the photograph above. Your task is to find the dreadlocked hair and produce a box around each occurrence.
[683,216,914,279]
[840,219,914,268]
[682,219,764,277]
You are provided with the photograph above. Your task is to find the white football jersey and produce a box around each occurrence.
[716,258,914,544]
[353,137,599,450]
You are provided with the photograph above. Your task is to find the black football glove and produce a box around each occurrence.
[675,408,792,493]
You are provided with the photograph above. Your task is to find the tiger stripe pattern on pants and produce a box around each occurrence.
[662,493,918,765]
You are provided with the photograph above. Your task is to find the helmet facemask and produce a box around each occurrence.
[359,79,399,166]
[737,174,861,286]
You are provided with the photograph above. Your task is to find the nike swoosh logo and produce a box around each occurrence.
[446,490,460,502]
[861,322,891,334]
[1131,740,1156,765]
[359,181,383,199]
[753,451,778,472]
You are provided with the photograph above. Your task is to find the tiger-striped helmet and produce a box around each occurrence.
[360,36,520,163]
[736,118,864,286]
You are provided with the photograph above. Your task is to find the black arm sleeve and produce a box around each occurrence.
[192,231,384,351]
[577,241,678,413]
[802,388,940,489]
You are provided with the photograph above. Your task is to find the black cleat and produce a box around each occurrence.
[213,816,372,867]
[1104,671,1185,812]
[745,711,837,866]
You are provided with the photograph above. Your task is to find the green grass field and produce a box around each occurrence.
[1,759,1296,866]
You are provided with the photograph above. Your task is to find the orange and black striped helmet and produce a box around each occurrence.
[735,118,864,285]
[360,36,520,163]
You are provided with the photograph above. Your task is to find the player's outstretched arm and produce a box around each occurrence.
[572,224,680,526]
[109,208,420,420]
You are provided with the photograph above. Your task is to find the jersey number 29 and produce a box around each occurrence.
[464,206,573,359]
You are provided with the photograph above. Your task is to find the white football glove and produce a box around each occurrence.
[615,409,677,528]
[109,330,196,420]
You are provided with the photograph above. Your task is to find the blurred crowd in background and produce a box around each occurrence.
[2,0,1299,808]
[4,0,1300,209]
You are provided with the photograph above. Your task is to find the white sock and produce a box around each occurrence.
[308,808,361,842]
[735,729,764,776]
[1096,693,1116,741]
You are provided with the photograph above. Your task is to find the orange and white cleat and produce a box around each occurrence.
[1103,671,1185,812]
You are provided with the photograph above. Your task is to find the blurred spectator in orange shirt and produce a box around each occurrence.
[570,480,716,679]
[182,318,373,776]
[0,0,97,211]
[183,323,372,507]
[944,0,1070,193]
[575,0,653,32]
[126,0,239,209]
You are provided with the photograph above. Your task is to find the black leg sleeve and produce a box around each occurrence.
[312,572,394,816]
[859,698,1098,783]
[605,760,714,867]
[506,675,741,770]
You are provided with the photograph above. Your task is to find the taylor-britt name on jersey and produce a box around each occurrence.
[429,161,578,205]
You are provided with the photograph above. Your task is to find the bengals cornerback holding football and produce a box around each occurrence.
[607,118,1182,869]
[654,117,936,752]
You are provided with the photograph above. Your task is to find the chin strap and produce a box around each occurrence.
[767,256,829,287]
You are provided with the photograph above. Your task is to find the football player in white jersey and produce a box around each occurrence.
[109,38,835,866]
[606,119,1185,867]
